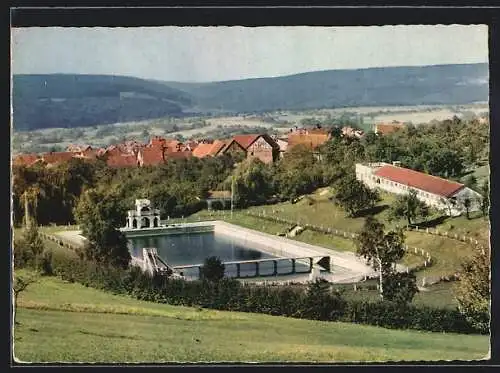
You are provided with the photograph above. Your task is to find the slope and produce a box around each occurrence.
[13,274,489,363]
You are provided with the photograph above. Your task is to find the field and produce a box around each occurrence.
[187,188,488,282]
[11,102,488,155]
[13,274,489,363]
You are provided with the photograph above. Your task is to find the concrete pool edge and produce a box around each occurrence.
[54,220,380,283]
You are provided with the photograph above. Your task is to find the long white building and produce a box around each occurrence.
[355,162,483,217]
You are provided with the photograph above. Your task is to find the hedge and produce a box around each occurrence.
[39,254,488,335]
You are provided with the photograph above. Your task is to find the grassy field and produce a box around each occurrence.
[186,188,488,282]
[13,274,489,363]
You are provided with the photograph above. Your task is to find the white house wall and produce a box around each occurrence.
[451,187,483,212]
[355,163,481,217]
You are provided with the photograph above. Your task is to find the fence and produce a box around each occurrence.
[38,231,80,253]
[404,225,488,250]
[245,210,435,279]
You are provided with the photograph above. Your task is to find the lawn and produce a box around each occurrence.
[404,231,477,281]
[329,278,458,310]
[13,275,489,363]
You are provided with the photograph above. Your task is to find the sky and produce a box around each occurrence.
[11,25,488,83]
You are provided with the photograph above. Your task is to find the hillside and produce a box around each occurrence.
[12,63,488,131]
[166,63,489,113]
[12,74,193,131]
[14,274,489,362]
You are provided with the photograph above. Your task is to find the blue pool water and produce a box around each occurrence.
[128,232,310,279]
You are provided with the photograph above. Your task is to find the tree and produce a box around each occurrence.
[74,189,130,268]
[454,249,490,333]
[464,174,478,191]
[231,158,275,207]
[355,217,406,300]
[13,272,39,325]
[462,197,472,219]
[333,174,379,217]
[22,223,45,269]
[480,181,489,217]
[440,197,457,217]
[21,184,45,228]
[389,189,429,225]
[200,256,225,282]
[382,272,419,304]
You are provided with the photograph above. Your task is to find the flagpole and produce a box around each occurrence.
[231,175,235,219]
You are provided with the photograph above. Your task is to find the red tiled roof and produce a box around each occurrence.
[41,152,75,164]
[106,153,139,168]
[192,143,214,158]
[233,134,261,149]
[165,150,192,160]
[220,138,247,154]
[13,153,40,167]
[149,136,167,148]
[374,165,464,198]
[139,147,165,166]
[287,132,330,150]
[103,146,125,157]
[210,140,227,156]
[185,141,199,151]
[192,140,227,158]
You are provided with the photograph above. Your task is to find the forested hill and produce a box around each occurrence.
[167,63,488,112]
[13,63,488,131]
[12,74,193,131]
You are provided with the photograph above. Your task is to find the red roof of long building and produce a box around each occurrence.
[374,165,464,198]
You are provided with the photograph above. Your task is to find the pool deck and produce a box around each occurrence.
[52,221,407,284]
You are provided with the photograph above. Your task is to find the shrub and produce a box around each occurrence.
[199,256,225,283]
[40,250,54,276]
[45,252,486,335]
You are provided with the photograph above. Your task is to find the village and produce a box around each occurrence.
[13,120,483,218]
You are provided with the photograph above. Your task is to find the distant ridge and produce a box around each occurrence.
[13,63,488,131]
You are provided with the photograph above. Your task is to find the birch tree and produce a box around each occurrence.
[355,217,406,300]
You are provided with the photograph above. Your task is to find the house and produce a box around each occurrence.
[137,147,165,167]
[164,150,192,161]
[219,138,247,159]
[12,153,40,167]
[192,140,227,159]
[148,136,167,149]
[373,121,404,136]
[40,151,76,167]
[342,126,364,138]
[271,136,288,159]
[355,162,483,216]
[69,145,99,161]
[106,153,139,168]
[287,128,331,151]
[226,134,280,164]
[118,141,144,155]
[67,144,92,153]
